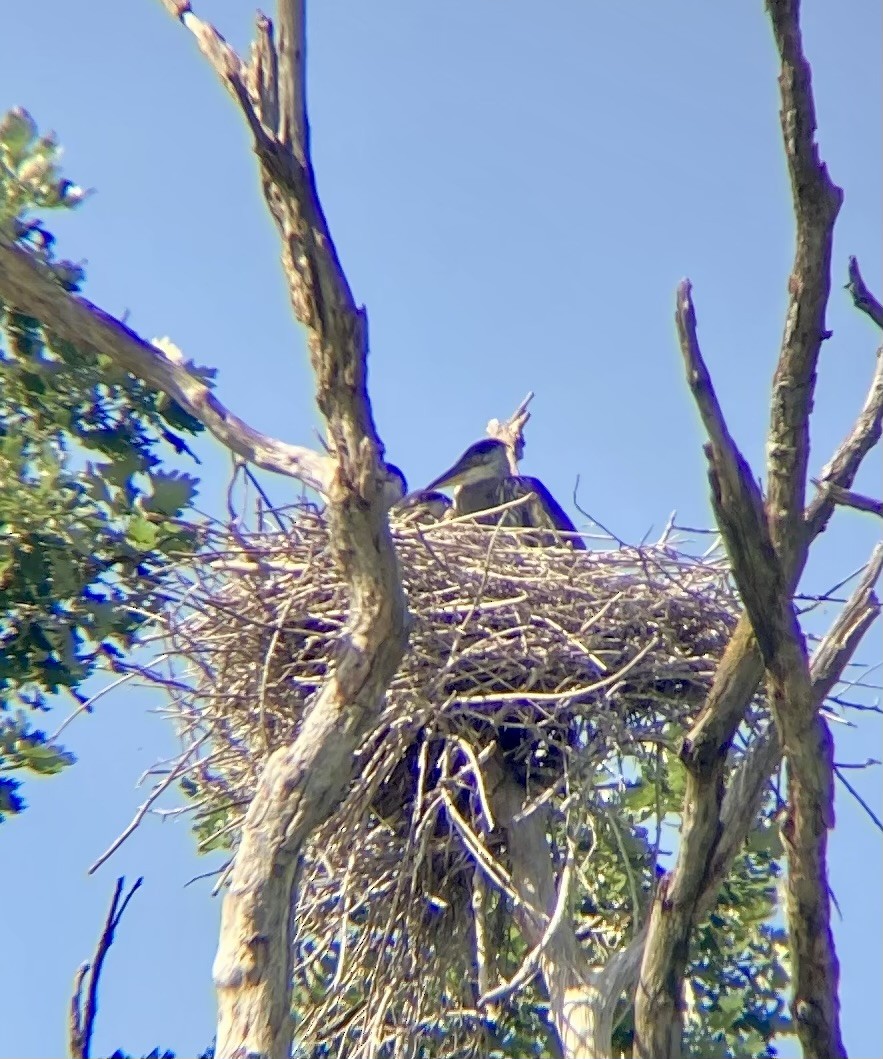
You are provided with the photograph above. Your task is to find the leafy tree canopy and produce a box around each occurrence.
[0,109,204,819]
[285,739,792,1057]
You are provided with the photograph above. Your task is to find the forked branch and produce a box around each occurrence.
[805,345,883,539]
[157,4,409,1059]
[0,231,331,493]
[676,280,786,666]
[639,277,859,1059]
[69,877,144,1059]
[811,480,883,519]
[634,3,871,1054]
[637,160,876,1059]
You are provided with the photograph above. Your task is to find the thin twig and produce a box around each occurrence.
[69,877,144,1059]
[806,346,883,540]
[845,256,883,329]
[811,479,883,518]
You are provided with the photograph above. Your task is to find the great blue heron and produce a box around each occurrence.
[418,438,585,549]
[382,463,409,507]
[394,489,453,523]
[383,464,453,523]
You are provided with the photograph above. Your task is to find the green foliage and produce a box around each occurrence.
[0,108,88,220]
[603,747,792,1059]
[685,826,791,1058]
[288,743,791,1058]
[179,775,240,854]
[0,110,205,818]
[505,769,788,1059]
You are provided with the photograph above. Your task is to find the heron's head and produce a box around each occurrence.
[423,439,510,492]
[381,463,408,506]
[394,489,452,522]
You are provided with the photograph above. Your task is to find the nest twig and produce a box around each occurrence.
[143,503,748,1056]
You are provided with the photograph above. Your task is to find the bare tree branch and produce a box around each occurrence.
[151,4,408,1058]
[846,255,883,329]
[634,5,860,1056]
[87,752,198,875]
[811,480,883,519]
[760,5,851,1052]
[713,542,882,891]
[9,2,871,1056]
[634,287,769,1059]
[678,323,844,1059]
[834,764,883,832]
[0,231,331,493]
[655,284,847,1059]
[805,346,883,540]
[636,520,881,1059]
[808,542,883,704]
[606,541,880,1058]
[68,965,90,1059]
[69,877,144,1059]
[775,721,843,1059]
[636,299,880,1057]
[676,280,785,666]
[275,0,309,159]
[764,0,843,579]
[489,769,608,1057]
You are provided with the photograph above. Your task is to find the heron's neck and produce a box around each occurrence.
[453,478,503,516]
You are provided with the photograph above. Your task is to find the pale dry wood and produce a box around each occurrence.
[811,480,883,519]
[634,2,868,1053]
[561,539,882,1059]
[634,286,772,1059]
[761,4,851,1054]
[147,500,739,1058]
[805,346,883,540]
[676,281,785,665]
[637,285,840,1058]
[773,544,883,1059]
[10,2,870,1055]
[846,255,883,330]
[489,764,645,1059]
[156,3,408,1058]
[68,878,144,1059]
[0,231,331,493]
[489,769,604,1057]
[636,399,882,1059]
[764,0,843,581]
[161,2,872,1050]
[713,543,882,897]
[637,230,879,1059]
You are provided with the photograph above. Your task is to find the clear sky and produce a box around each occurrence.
[1,2,880,1057]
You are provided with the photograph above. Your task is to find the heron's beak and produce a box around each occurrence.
[422,459,474,493]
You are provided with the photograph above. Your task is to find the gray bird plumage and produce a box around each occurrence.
[419,438,585,549]
[394,489,453,524]
[381,463,408,508]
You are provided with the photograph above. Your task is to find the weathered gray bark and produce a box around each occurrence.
[157,6,411,1057]
[490,771,610,1056]
[631,0,883,1055]
[488,521,880,1058]
[0,229,331,493]
[2,1,881,1056]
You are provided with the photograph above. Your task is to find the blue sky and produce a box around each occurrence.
[2,2,880,1056]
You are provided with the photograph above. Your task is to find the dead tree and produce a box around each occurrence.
[0,1,880,1057]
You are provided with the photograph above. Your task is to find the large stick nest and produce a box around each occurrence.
[155,503,743,1057]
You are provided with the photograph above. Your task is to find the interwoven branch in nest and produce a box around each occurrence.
[151,504,748,1056]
